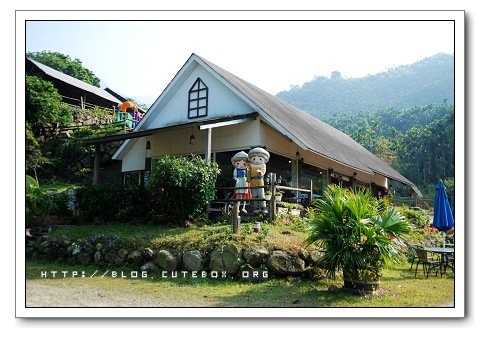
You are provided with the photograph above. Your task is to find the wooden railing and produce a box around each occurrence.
[211,172,313,233]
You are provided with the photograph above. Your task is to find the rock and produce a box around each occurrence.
[82,242,95,254]
[209,244,243,276]
[104,250,122,265]
[56,247,68,258]
[39,241,50,251]
[35,235,50,246]
[140,262,159,272]
[243,247,269,267]
[266,250,305,276]
[66,245,73,255]
[117,248,129,260]
[328,285,341,293]
[298,248,309,261]
[306,250,324,267]
[77,252,92,265]
[95,243,103,251]
[183,250,204,271]
[94,251,102,263]
[143,248,156,260]
[42,248,54,257]
[127,251,143,266]
[154,250,178,271]
[25,247,34,258]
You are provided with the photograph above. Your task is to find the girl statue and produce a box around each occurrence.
[231,151,251,213]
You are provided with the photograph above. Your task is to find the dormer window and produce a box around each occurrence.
[188,77,208,119]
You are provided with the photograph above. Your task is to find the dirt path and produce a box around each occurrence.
[26,280,215,307]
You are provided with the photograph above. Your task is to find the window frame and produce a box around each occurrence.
[188,77,208,119]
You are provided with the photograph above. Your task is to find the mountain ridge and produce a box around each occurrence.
[276,53,453,119]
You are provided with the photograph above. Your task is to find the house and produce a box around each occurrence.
[26,58,147,131]
[26,58,122,111]
[91,53,418,197]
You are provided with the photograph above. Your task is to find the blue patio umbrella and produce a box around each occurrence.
[432,180,455,247]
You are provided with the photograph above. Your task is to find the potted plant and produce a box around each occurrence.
[289,203,304,216]
[275,191,283,202]
[264,191,272,201]
[306,185,409,293]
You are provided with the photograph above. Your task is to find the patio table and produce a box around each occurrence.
[424,246,454,276]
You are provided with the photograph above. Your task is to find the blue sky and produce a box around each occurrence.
[26,19,454,107]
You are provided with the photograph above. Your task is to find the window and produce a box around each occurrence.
[188,77,208,119]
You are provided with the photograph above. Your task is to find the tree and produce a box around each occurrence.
[25,128,49,182]
[27,51,101,87]
[26,75,71,136]
[306,186,409,290]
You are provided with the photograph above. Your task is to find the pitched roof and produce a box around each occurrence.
[27,58,121,104]
[195,54,414,186]
[114,53,415,188]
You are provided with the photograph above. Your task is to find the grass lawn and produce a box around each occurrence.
[26,259,454,308]
[45,222,309,253]
[28,222,455,308]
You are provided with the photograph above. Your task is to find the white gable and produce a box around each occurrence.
[143,63,254,129]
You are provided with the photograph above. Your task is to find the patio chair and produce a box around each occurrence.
[413,247,442,278]
[406,242,420,271]
[446,252,455,275]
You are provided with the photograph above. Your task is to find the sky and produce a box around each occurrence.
[25,19,454,107]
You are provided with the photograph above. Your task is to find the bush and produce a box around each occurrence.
[76,184,161,224]
[147,155,219,223]
[398,206,430,228]
[26,175,72,226]
[306,185,410,281]
[76,184,117,222]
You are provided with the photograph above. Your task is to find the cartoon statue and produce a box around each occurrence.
[231,151,251,213]
[248,147,270,214]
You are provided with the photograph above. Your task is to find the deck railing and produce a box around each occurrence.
[211,172,313,233]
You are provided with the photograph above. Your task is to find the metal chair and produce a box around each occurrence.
[413,247,442,278]
[406,242,420,271]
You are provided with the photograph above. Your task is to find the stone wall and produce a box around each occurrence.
[71,109,115,127]
[46,108,121,180]
[26,235,327,281]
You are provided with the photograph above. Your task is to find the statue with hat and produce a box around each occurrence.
[231,151,252,214]
[248,147,270,214]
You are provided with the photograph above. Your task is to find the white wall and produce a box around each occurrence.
[149,118,262,158]
[121,138,146,172]
[147,64,254,129]
[120,119,388,189]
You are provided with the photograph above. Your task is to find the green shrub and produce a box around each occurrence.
[147,155,219,223]
[306,185,410,281]
[398,206,430,228]
[48,193,71,217]
[76,184,120,222]
[76,184,161,224]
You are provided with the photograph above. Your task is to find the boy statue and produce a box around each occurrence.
[247,147,270,214]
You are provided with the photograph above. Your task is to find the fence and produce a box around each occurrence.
[210,172,313,233]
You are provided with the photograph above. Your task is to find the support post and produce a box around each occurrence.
[310,180,313,204]
[232,201,240,234]
[269,172,277,223]
[291,159,299,201]
[92,144,101,185]
[205,127,212,162]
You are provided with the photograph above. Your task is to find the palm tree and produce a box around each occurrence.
[306,185,409,291]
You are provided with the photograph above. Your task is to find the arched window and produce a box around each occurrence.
[188,77,208,119]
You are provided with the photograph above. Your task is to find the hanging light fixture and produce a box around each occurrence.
[189,127,196,145]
